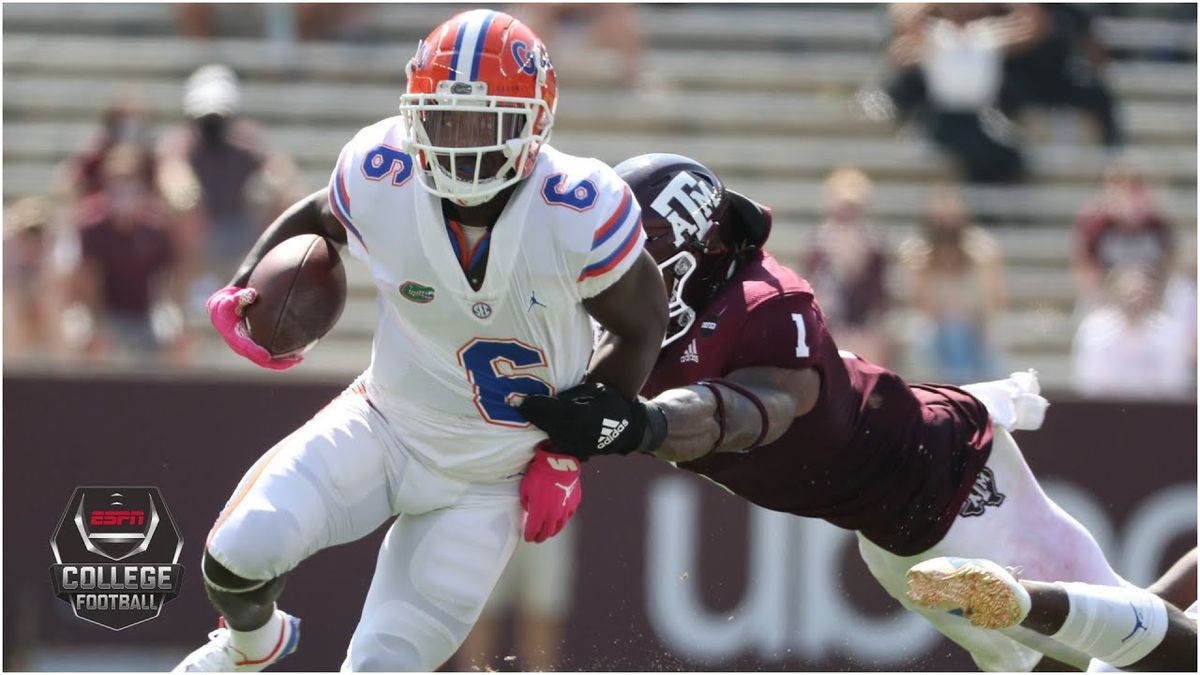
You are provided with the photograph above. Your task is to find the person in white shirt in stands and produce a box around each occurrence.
[1071,268,1191,400]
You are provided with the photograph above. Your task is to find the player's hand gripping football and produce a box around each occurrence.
[207,286,303,371]
[520,442,582,543]
[517,382,667,459]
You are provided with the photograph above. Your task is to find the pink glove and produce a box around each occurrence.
[519,442,582,543]
[206,286,303,371]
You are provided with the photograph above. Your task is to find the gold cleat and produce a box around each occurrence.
[906,556,1031,629]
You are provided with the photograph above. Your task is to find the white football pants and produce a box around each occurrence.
[206,385,523,671]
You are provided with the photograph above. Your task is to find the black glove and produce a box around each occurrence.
[517,382,666,459]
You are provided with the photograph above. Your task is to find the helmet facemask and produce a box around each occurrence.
[658,250,700,347]
[401,48,554,207]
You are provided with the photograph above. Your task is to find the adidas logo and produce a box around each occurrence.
[597,417,628,449]
[680,339,700,364]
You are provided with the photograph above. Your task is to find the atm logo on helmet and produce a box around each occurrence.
[650,171,720,246]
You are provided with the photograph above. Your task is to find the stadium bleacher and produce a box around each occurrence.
[3,3,1195,388]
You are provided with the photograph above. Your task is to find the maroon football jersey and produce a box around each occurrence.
[643,251,994,556]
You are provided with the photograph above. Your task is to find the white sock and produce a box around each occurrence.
[229,605,286,660]
[1050,582,1168,668]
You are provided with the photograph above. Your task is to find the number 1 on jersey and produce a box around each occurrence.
[791,313,810,358]
[458,338,553,427]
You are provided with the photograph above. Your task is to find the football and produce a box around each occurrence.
[244,234,347,357]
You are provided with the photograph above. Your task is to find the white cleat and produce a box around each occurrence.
[172,613,301,672]
[906,556,1032,629]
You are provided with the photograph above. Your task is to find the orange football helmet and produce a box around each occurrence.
[400,10,557,206]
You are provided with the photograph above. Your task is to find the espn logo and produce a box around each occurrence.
[90,510,146,527]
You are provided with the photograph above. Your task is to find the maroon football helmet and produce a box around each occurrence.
[615,153,772,346]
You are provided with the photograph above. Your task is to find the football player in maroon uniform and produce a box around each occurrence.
[518,154,1149,672]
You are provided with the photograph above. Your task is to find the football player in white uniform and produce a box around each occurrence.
[175,9,667,671]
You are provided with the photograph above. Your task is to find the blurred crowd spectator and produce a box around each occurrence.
[514,3,645,89]
[67,145,184,362]
[803,168,891,366]
[1072,164,1174,309]
[1069,164,1193,399]
[1001,4,1123,148]
[3,197,62,360]
[158,64,299,310]
[63,98,158,205]
[1071,268,1191,400]
[880,3,1124,184]
[177,3,372,42]
[5,63,297,369]
[900,185,1007,383]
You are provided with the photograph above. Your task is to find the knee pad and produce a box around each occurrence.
[207,508,309,582]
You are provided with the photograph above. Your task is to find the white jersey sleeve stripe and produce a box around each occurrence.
[590,187,634,251]
[578,215,643,282]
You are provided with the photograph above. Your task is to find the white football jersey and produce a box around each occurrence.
[327,116,645,481]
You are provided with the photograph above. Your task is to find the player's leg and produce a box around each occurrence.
[342,480,522,671]
[856,428,1128,670]
[1024,581,1195,672]
[451,550,517,671]
[1146,547,1197,611]
[176,387,397,671]
[907,557,1197,671]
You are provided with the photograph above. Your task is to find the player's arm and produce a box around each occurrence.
[648,366,820,464]
[517,183,667,458]
[229,189,347,287]
[583,249,669,398]
[648,292,827,462]
[518,250,668,457]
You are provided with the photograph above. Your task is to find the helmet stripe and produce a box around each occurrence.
[453,10,493,82]
[450,18,468,81]
[470,12,495,81]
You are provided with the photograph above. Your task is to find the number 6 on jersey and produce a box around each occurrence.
[458,338,554,427]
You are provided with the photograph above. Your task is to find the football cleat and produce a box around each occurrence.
[172,612,300,672]
[906,556,1032,629]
